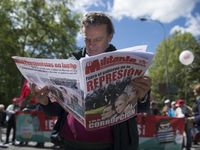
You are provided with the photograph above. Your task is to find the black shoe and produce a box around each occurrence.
[3,141,9,145]
[40,144,44,148]
[34,144,40,147]
[59,145,63,149]
[194,141,199,145]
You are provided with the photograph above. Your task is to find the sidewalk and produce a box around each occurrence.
[0,127,60,150]
[1,127,200,150]
[0,142,61,150]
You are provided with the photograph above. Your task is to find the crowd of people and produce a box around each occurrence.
[143,83,200,150]
[0,98,48,148]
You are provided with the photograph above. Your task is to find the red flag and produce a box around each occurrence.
[20,79,30,105]
[150,95,153,102]
[31,96,38,104]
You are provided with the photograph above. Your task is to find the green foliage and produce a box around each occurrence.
[85,106,105,114]
[0,0,82,106]
[148,31,200,109]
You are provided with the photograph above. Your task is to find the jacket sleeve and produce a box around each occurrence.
[6,105,15,115]
[185,106,194,118]
[137,90,150,113]
[194,99,200,124]
[40,97,65,117]
[175,107,179,117]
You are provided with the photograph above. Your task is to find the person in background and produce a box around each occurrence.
[22,99,37,111]
[188,83,200,144]
[0,104,6,143]
[162,99,171,116]
[168,101,176,117]
[188,83,200,129]
[31,11,152,150]
[34,102,45,148]
[145,101,161,116]
[150,102,161,115]
[3,98,21,145]
[175,99,194,150]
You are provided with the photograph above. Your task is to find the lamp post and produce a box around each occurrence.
[140,18,170,99]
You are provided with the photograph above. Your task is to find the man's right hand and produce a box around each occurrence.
[31,83,50,106]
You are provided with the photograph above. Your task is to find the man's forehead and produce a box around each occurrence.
[83,31,103,38]
[83,25,107,36]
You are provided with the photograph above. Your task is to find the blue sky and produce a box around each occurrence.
[69,0,200,55]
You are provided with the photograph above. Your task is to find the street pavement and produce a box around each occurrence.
[1,127,200,150]
[0,127,60,150]
[0,142,61,150]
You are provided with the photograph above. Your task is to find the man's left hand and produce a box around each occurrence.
[131,75,152,100]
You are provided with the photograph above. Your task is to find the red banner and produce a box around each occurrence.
[16,111,58,142]
[15,110,185,149]
[20,79,30,104]
[137,114,185,150]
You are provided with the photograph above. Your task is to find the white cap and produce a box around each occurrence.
[164,99,170,104]
[171,101,176,105]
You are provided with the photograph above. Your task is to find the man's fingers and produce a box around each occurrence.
[40,88,50,96]
[30,83,49,97]
[30,83,50,106]
[134,75,152,85]
[131,76,152,100]
[132,76,152,88]
[40,86,49,93]
[30,83,37,95]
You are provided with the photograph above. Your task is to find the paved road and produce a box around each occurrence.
[0,142,61,150]
[1,127,200,150]
[0,127,60,150]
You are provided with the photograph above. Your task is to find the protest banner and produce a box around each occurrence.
[137,114,185,150]
[15,110,184,150]
[16,111,57,142]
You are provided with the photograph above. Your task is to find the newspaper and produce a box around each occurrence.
[12,45,154,131]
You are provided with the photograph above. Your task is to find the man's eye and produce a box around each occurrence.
[84,38,90,42]
[95,39,101,42]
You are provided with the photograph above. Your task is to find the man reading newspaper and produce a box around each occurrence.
[31,11,152,150]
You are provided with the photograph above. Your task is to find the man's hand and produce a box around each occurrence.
[187,116,195,122]
[131,75,152,100]
[31,83,50,106]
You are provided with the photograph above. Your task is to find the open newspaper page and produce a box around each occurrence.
[12,56,86,126]
[12,45,154,131]
[80,46,154,130]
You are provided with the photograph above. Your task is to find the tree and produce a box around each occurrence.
[147,31,200,108]
[0,0,82,106]
[0,0,21,106]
